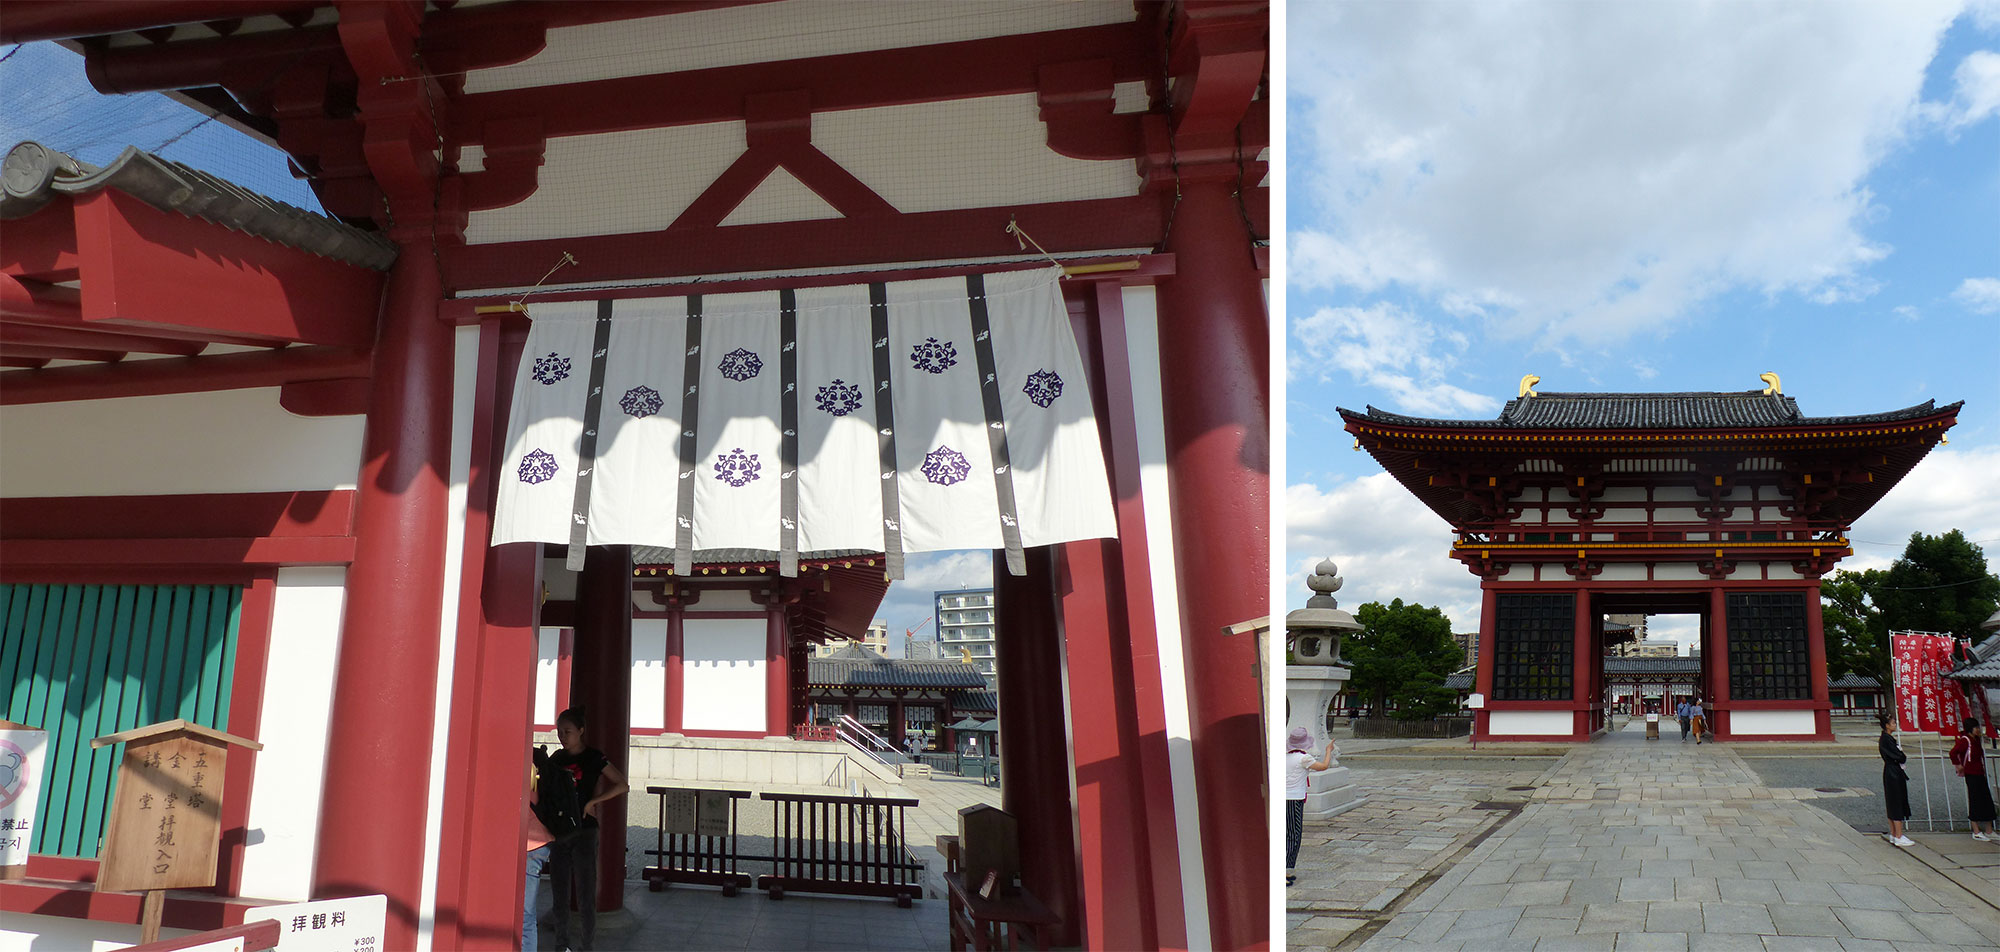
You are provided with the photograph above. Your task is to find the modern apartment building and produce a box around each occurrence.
[935,587,998,684]
[813,618,890,658]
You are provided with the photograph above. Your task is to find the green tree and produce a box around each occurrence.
[1349,599,1463,720]
[1821,530,2000,688]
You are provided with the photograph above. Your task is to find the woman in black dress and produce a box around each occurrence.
[1950,716,1995,841]
[1879,715,1914,847]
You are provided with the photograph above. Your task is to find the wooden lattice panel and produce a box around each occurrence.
[1726,592,1811,701]
[1492,594,1574,701]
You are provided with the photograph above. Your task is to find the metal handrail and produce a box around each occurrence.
[833,714,910,765]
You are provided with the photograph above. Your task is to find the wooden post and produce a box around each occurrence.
[139,889,165,944]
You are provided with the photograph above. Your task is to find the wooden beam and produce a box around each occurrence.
[0,345,369,404]
[71,190,384,348]
[0,321,208,356]
[447,23,1155,141]
[444,195,1166,291]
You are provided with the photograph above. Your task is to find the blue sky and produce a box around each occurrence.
[1285,2,2000,649]
[0,39,984,652]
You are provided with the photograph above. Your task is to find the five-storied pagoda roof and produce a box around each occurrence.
[1339,377,1960,531]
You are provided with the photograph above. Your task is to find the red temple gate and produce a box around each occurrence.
[1343,381,1959,743]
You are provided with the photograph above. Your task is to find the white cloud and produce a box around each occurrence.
[1893,305,1922,322]
[1845,445,2000,578]
[1290,303,1501,415]
[1942,50,2000,131]
[1285,476,1481,633]
[1288,2,1962,344]
[1951,277,2000,313]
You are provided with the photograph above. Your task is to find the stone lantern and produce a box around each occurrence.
[1285,559,1363,818]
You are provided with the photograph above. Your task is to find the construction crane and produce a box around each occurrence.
[903,615,933,659]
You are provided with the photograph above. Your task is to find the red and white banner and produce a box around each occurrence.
[1891,632,1968,735]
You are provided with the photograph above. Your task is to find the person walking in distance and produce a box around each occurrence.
[1949,716,1996,842]
[547,707,630,951]
[1880,715,1915,847]
[1285,727,1339,887]
[1690,697,1707,745]
[1676,697,1693,743]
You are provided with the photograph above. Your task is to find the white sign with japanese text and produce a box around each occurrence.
[244,894,386,952]
[0,728,48,875]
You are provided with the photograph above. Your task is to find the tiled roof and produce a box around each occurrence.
[1344,393,1956,431]
[1443,672,1474,690]
[2,141,396,270]
[1604,657,1701,675]
[1830,673,1883,689]
[808,647,989,688]
[950,689,998,713]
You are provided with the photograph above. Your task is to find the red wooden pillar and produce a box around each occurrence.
[431,318,544,950]
[1804,584,1832,739]
[1473,587,1498,740]
[889,699,906,748]
[1153,172,1270,952]
[765,610,789,738]
[311,243,451,951]
[995,546,1083,948]
[1572,591,1594,739]
[571,545,632,913]
[664,610,684,734]
[1709,587,1731,738]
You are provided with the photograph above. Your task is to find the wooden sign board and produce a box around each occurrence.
[0,724,49,880]
[97,734,229,892]
[91,719,260,897]
[660,789,697,835]
[695,791,730,837]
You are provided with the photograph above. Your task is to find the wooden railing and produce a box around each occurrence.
[641,786,756,896]
[762,791,925,906]
[793,724,836,742]
[640,786,925,906]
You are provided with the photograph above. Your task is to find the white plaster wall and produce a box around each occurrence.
[1765,564,1806,580]
[0,913,191,951]
[682,617,766,732]
[1731,710,1816,735]
[535,627,561,725]
[1654,507,1700,523]
[695,590,760,613]
[1597,564,1648,581]
[1654,564,1707,581]
[1656,487,1701,502]
[237,566,346,902]
[1489,711,1574,735]
[1602,508,1647,522]
[632,619,668,730]
[1120,285,1212,949]
[1602,487,1646,502]
[1544,509,1576,523]
[0,388,363,497]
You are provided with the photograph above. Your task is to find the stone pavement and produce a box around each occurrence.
[1293,722,2000,952]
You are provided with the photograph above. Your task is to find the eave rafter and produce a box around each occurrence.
[1345,407,1958,545]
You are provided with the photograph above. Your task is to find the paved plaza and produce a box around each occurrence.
[1291,722,2000,952]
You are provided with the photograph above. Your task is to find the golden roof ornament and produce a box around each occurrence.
[1518,374,1540,399]
[1760,372,1781,395]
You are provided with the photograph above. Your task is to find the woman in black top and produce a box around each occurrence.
[547,707,630,951]
[1879,715,1914,847]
